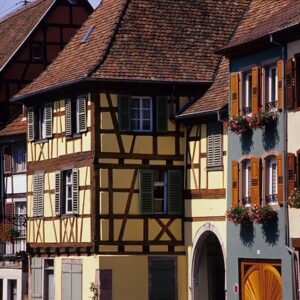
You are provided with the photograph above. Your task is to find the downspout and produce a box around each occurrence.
[270,33,298,299]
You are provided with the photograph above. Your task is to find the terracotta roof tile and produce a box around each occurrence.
[0,0,55,71]
[0,114,26,137]
[224,0,300,50]
[15,0,250,99]
[179,58,229,117]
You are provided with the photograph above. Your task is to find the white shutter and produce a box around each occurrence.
[72,169,79,214]
[32,258,42,299]
[38,173,44,217]
[207,124,214,167]
[207,122,222,167]
[76,95,87,133]
[33,174,39,217]
[45,103,53,138]
[28,107,35,141]
[55,172,61,216]
[65,98,72,136]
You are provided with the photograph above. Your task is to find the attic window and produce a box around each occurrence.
[81,26,94,44]
[31,44,43,62]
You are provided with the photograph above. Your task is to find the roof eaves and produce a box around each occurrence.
[0,0,56,72]
[176,106,226,120]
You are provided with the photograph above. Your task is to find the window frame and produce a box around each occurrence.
[242,71,252,115]
[12,143,26,173]
[242,160,251,207]
[265,156,278,205]
[263,64,278,111]
[64,170,73,215]
[153,170,168,214]
[130,96,153,132]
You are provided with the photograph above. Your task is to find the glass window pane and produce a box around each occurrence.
[131,99,139,108]
[142,110,150,119]
[142,120,150,130]
[142,99,150,108]
[131,120,139,130]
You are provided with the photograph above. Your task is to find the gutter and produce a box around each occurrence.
[176,106,227,121]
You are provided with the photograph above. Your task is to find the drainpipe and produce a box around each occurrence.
[270,33,298,299]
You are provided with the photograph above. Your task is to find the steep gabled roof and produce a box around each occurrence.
[222,0,300,52]
[14,0,250,100]
[178,58,229,118]
[0,114,26,137]
[0,0,56,72]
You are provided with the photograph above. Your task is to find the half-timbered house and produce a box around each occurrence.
[0,0,92,299]
[12,0,249,299]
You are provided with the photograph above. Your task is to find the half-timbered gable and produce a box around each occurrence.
[13,0,250,299]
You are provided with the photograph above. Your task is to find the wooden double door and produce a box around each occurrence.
[241,261,282,300]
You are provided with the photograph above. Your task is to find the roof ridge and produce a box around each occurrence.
[87,0,130,77]
[0,0,52,25]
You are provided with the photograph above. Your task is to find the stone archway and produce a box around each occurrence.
[191,224,226,300]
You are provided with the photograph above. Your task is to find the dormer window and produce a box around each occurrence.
[31,44,43,62]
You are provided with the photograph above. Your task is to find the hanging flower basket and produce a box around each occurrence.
[288,188,300,208]
[259,110,278,127]
[0,225,19,242]
[251,205,277,224]
[226,206,252,226]
[226,114,259,134]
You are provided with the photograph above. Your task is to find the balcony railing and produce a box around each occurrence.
[242,106,252,115]
[242,196,251,207]
[265,101,277,111]
[265,194,278,205]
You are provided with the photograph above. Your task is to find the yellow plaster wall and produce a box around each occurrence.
[185,199,226,218]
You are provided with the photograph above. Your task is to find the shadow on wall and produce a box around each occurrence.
[262,119,279,151]
[261,214,279,246]
[240,129,253,154]
[240,223,255,248]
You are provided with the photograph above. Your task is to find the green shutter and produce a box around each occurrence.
[72,169,79,214]
[32,258,42,299]
[28,106,35,141]
[168,170,182,215]
[156,96,168,133]
[77,95,87,133]
[139,170,154,214]
[45,103,53,138]
[118,95,131,131]
[65,98,72,136]
[55,172,61,216]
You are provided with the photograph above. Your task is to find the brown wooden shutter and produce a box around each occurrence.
[250,157,261,206]
[232,160,239,207]
[252,66,260,115]
[277,60,283,110]
[277,154,283,205]
[295,55,300,107]
[230,73,239,117]
[285,58,295,109]
[287,153,296,196]
[5,202,14,225]
[3,145,12,174]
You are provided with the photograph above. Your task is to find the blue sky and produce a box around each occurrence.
[0,0,101,18]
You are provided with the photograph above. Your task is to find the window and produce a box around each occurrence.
[15,202,26,238]
[65,95,87,136]
[62,261,82,300]
[33,173,44,217]
[97,270,112,300]
[28,103,53,141]
[118,95,168,133]
[265,156,277,205]
[139,169,182,215]
[31,44,43,61]
[55,169,79,215]
[242,71,252,115]
[264,65,277,110]
[3,143,26,174]
[207,122,223,169]
[242,160,251,207]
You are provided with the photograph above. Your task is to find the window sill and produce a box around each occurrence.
[33,138,49,144]
[207,166,223,172]
[142,213,182,218]
[66,133,82,140]
[61,213,78,219]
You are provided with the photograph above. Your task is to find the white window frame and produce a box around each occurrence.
[266,156,277,205]
[12,143,26,173]
[242,160,251,207]
[153,170,168,214]
[242,71,252,115]
[264,64,278,110]
[131,96,152,132]
[65,170,73,214]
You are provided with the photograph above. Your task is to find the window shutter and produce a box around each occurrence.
[287,153,296,196]
[252,66,260,115]
[118,95,131,131]
[33,174,39,217]
[156,96,168,133]
[277,154,283,205]
[230,73,239,117]
[207,123,222,168]
[38,173,44,217]
[55,171,61,216]
[168,170,182,215]
[65,98,72,136]
[250,157,261,206]
[295,56,300,107]
[32,258,43,299]
[277,60,283,110]
[45,103,53,138]
[28,106,35,141]
[5,202,14,225]
[77,95,87,133]
[285,59,295,109]
[62,263,72,300]
[3,145,12,174]
[139,170,154,214]
[232,160,239,207]
[72,169,79,214]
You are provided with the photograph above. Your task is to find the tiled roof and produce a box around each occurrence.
[179,58,229,118]
[15,0,250,99]
[224,0,300,51]
[0,114,26,137]
[0,0,55,71]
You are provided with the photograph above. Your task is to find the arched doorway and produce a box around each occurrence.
[192,230,225,300]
